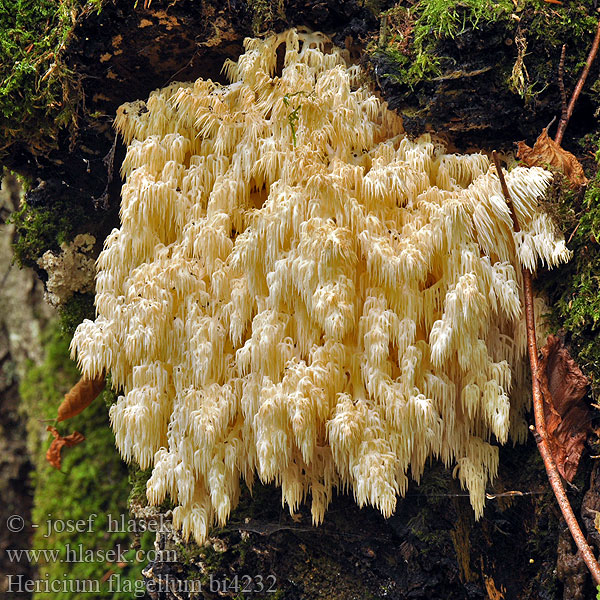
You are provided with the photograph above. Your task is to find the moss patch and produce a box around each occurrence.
[541,162,600,396]
[373,0,596,92]
[371,0,513,89]
[8,193,88,269]
[368,0,600,139]
[59,292,95,337]
[247,0,286,35]
[19,322,152,599]
[0,0,105,165]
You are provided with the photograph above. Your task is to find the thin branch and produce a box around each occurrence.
[567,221,581,244]
[558,44,567,127]
[92,132,118,210]
[492,151,600,587]
[493,151,521,233]
[555,19,600,146]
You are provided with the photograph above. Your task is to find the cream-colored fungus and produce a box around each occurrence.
[72,29,570,543]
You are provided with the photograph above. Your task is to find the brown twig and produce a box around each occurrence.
[92,132,118,210]
[558,44,567,125]
[493,151,521,233]
[492,151,600,586]
[555,19,600,146]
[567,221,581,245]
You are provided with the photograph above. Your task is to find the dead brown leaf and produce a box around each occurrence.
[57,375,105,422]
[538,335,590,481]
[45,426,85,470]
[517,128,588,187]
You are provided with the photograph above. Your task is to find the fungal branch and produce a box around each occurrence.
[492,151,600,586]
[72,29,572,544]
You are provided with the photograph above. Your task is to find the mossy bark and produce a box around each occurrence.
[3,1,600,598]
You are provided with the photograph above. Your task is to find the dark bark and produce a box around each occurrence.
[137,443,599,599]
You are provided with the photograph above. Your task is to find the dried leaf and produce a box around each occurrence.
[57,375,105,422]
[517,128,588,187]
[538,335,590,481]
[45,426,85,470]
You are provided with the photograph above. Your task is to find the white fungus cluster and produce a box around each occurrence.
[71,29,571,543]
[39,233,96,307]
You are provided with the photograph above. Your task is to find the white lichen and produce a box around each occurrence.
[38,233,96,307]
[71,29,570,543]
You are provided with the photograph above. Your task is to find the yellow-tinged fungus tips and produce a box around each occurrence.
[72,29,570,542]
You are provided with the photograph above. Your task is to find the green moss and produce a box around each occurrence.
[372,0,598,104]
[414,0,512,42]
[19,322,152,599]
[0,1,105,164]
[247,0,286,35]
[524,0,597,54]
[373,0,513,89]
[59,292,95,336]
[513,0,597,99]
[9,196,88,268]
[128,464,153,507]
[541,163,600,395]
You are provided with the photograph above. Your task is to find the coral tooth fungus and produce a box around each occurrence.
[72,29,570,543]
